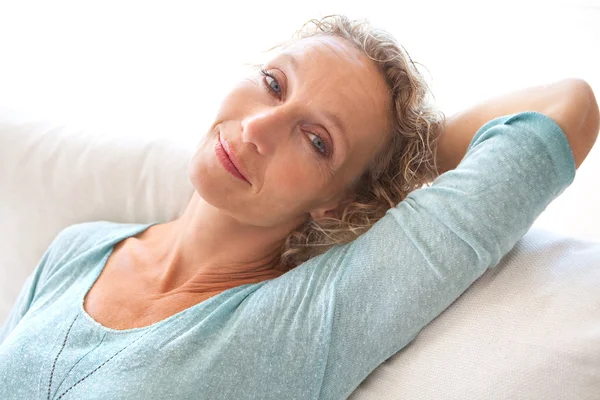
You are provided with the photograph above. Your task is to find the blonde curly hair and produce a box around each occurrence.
[263,15,445,270]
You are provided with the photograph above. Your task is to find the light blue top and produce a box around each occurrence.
[0,112,577,399]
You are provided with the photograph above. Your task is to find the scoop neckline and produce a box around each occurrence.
[77,222,261,334]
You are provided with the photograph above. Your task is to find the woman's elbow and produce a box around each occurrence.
[550,78,599,169]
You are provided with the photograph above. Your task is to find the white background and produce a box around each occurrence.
[0,0,598,241]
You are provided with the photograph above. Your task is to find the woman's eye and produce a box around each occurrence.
[267,76,281,94]
[306,131,329,156]
[260,69,281,96]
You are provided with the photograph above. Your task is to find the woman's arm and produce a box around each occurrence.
[320,109,579,397]
[435,78,600,174]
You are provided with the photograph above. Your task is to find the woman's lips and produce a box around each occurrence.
[216,134,251,185]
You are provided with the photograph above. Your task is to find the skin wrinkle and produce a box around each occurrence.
[85,35,392,328]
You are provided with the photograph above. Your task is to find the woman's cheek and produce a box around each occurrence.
[216,83,260,117]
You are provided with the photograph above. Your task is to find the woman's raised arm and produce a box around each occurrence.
[318,108,580,397]
[435,78,600,174]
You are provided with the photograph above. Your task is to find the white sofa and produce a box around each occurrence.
[1,106,599,399]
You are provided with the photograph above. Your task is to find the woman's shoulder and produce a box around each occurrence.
[44,221,148,272]
[51,221,130,252]
[32,221,152,291]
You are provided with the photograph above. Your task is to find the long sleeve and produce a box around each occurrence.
[319,111,577,398]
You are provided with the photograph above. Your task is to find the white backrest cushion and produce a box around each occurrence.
[1,107,599,399]
[0,106,195,322]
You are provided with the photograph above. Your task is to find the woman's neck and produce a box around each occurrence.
[132,193,299,295]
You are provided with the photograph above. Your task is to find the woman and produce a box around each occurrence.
[0,14,597,400]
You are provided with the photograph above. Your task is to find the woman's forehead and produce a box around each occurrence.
[273,37,390,137]
[288,35,362,57]
[272,37,388,111]
[273,36,371,77]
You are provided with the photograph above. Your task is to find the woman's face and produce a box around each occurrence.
[189,35,391,228]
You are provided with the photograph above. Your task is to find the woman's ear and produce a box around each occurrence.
[309,193,355,222]
[309,205,339,222]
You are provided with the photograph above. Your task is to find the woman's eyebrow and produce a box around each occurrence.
[278,53,299,72]
[320,110,349,152]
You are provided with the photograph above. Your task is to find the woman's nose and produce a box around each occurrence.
[241,108,288,155]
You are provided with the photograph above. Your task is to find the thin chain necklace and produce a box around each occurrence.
[47,314,151,399]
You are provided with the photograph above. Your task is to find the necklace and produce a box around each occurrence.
[46,315,134,399]
[48,315,117,400]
